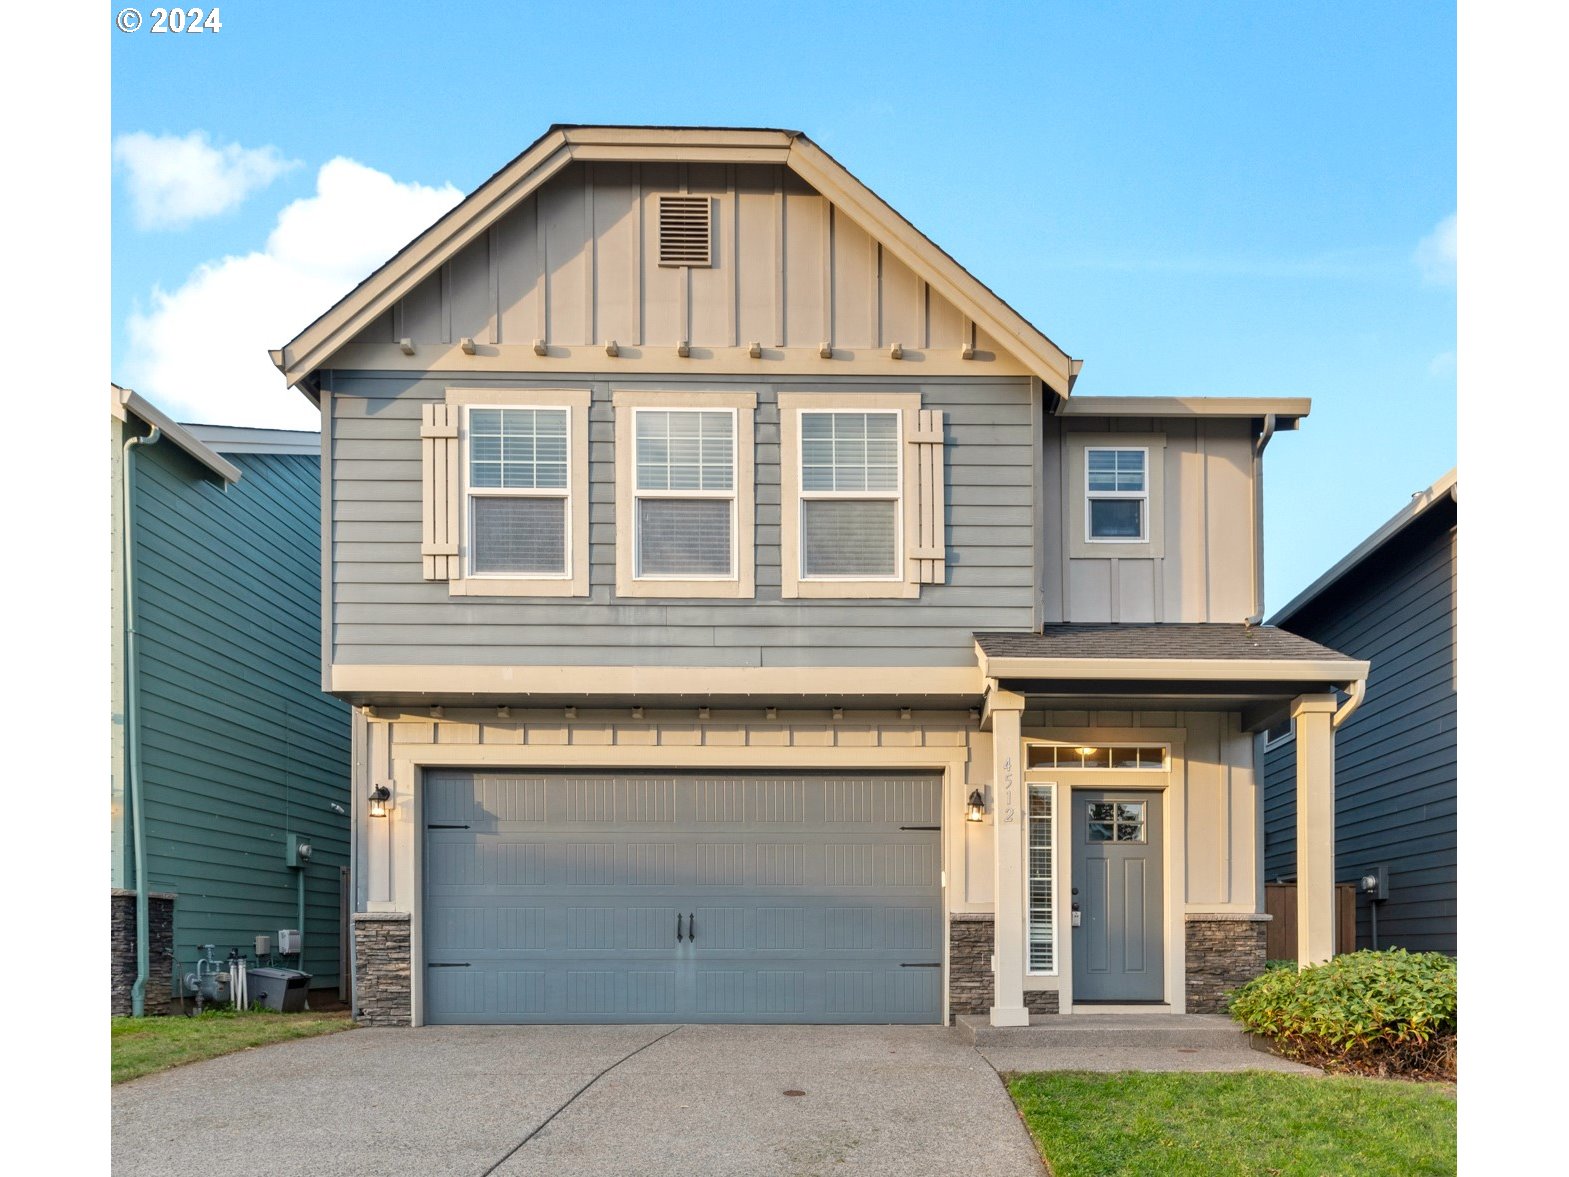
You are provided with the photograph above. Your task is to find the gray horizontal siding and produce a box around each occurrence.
[1263,509,1456,954]
[327,372,1039,667]
[131,443,351,986]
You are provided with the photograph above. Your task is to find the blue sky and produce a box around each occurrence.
[110,0,1455,610]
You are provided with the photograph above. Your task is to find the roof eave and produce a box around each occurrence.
[973,642,1369,687]
[112,385,242,485]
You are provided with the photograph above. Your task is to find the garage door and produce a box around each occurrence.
[422,771,943,1024]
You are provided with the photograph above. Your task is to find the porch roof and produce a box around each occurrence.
[974,625,1368,731]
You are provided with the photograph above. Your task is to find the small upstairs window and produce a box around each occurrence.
[1085,446,1148,542]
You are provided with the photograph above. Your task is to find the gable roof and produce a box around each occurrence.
[272,125,1078,394]
[1269,468,1457,629]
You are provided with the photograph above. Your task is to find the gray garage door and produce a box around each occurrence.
[422,771,943,1024]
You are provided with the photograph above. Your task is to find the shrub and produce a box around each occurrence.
[1229,949,1456,1079]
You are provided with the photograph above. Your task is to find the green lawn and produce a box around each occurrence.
[1006,1071,1456,1177]
[112,1009,354,1084]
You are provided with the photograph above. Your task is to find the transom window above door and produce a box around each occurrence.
[633,408,737,579]
[1087,801,1147,843]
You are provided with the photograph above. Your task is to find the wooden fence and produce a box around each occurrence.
[1264,882,1358,960]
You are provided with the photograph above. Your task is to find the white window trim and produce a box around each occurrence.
[463,403,574,583]
[1084,444,1150,544]
[1262,718,1296,750]
[612,389,757,600]
[777,391,922,600]
[1026,743,1172,771]
[444,387,590,598]
[797,407,905,583]
[631,406,739,583]
[1027,781,1059,977]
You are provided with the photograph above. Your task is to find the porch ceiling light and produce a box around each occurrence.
[966,789,986,822]
[1076,746,1099,757]
[368,785,391,818]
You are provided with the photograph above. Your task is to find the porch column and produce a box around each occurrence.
[987,687,1029,1026]
[1292,694,1339,966]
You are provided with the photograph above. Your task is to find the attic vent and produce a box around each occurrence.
[658,195,713,266]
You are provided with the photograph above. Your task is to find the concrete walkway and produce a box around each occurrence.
[112,1024,1047,1177]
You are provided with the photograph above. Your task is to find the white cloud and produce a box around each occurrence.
[123,158,463,428]
[114,130,300,229]
[1414,213,1456,285]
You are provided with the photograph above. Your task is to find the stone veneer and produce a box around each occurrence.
[1185,913,1270,1013]
[353,913,412,1026]
[111,889,176,1016]
[947,913,1058,1021]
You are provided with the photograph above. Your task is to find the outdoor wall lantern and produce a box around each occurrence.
[966,789,987,822]
[368,785,392,818]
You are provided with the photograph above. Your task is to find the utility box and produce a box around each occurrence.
[247,967,311,1012]
[285,833,313,868]
[277,928,302,954]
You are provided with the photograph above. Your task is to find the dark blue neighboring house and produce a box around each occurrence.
[112,385,351,1014]
[1262,470,1457,955]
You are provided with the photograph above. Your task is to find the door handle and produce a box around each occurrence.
[676,912,684,943]
[688,913,696,943]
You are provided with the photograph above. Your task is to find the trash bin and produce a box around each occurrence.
[247,967,312,1012]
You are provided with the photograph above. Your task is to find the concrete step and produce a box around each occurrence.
[952,1012,1248,1050]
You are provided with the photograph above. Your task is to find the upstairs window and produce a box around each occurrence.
[466,407,570,577]
[799,410,901,579]
[633,408,736,579]
[1085,446,1148,542]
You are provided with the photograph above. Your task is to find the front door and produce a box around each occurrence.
[1071,790,1164,1001]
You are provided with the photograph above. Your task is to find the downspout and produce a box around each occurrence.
[1250,413,1278,623]
[1333,677,1366,729]
[122,424,162,1016]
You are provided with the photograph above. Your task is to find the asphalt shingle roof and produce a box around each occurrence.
[974,624,1354,662]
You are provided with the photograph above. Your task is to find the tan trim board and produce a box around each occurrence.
[389,743,969,769]
[612,390,758,599]
[1060,396,1312,421]
[317,343,1034,377]
[331,663,987,698]
[975,648,1371,684]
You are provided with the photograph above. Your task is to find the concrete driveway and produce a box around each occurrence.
[112,1024,1045,1177]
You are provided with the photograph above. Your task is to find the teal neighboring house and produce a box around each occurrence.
[111,385,351,1014]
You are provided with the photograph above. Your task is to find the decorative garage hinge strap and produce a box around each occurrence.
[420,403,462,581]
[907,408,947,584]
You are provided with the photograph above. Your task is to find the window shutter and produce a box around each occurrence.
[907,408,946,584]
[420,403,461,580]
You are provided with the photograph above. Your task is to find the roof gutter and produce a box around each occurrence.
[1333,676,1366,728]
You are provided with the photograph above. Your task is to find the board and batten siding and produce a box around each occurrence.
[1043,416,1258,624]
[124,432,352,986]
[1263,502,1457,954]
[326,372,1038,668]
[341,162,1009,359]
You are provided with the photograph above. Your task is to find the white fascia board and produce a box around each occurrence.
[113,386,242,485]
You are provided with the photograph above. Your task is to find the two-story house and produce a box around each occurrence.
[271,126,1368,1028]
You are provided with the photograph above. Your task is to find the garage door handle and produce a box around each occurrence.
[676,913,684,943]
[900,962,941,968]
[688,913,696,942]
[429,962,470,968]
